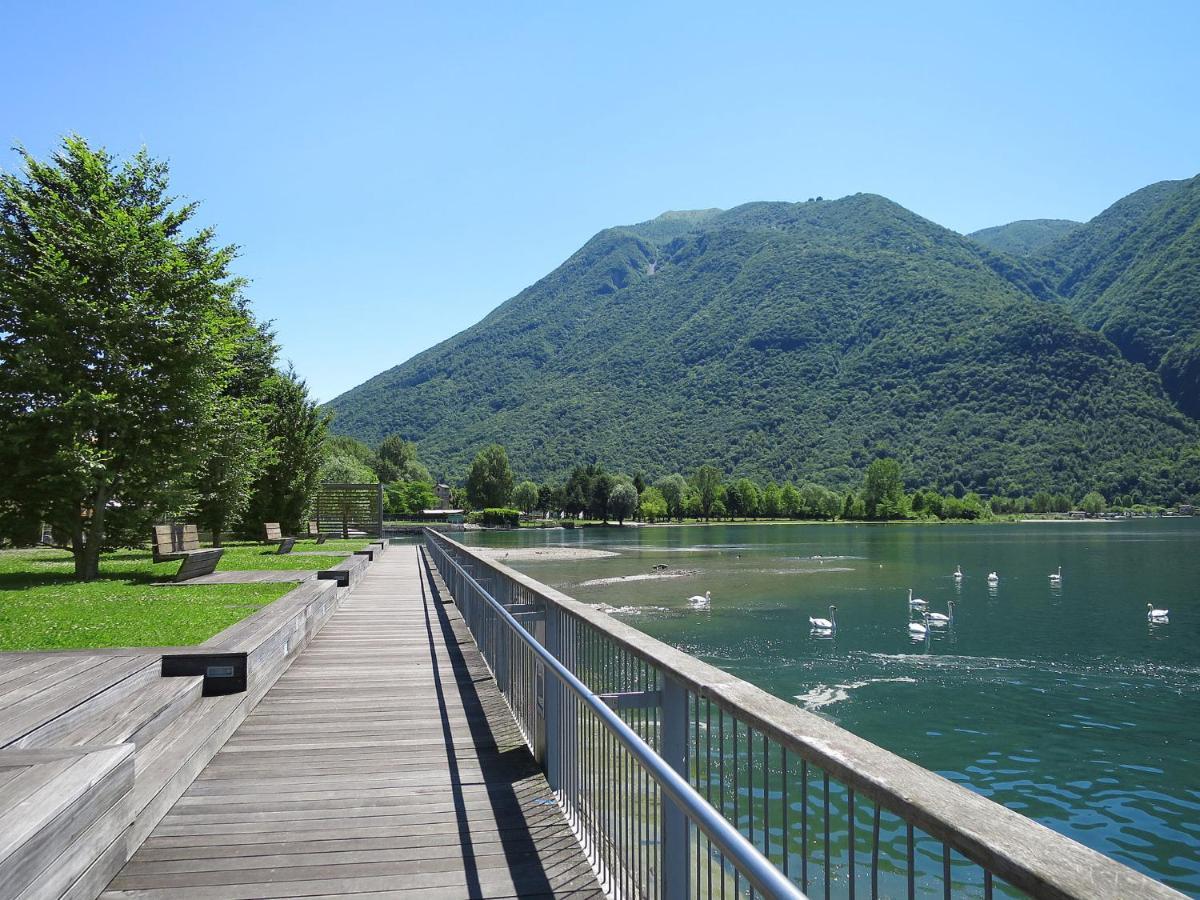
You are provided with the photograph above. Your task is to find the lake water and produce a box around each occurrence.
[461,520,1200,896]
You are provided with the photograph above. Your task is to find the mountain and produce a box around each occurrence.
[326,192,1198,500]
[1033,176,1200,416]
[968,219,1080,256]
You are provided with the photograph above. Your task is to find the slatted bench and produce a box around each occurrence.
[263,522,296,554]
[151,524,223,582]
[307,519,328,544]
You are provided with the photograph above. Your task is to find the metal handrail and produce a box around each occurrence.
[425,529,1187,900]
[425,533,805,900]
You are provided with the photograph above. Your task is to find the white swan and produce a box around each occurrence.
[926,600,956,626]
[987,571,999,584]
[908,588,928,610]
[810,605,837,631]
[909,614,929,637]
[1048,567,1062,583]
[954,566,963,581]
[1147,603,1169,622]
[688,590,711,607]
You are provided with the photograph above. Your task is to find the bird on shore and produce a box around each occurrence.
[688,590,711,608]
[908,589,928,610]
[810,605,837,631]
[1048,566,1062,583]
[926,600,956,626]
[1147,603,1169,622]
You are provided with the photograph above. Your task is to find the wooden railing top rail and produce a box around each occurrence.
[426,530,1184,900]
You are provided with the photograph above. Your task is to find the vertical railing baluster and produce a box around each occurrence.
[823,771,831,900]
[943,844,951,900]
[871,802,881,900]
[848,787,855,900]
[782,746,790,880]
[907,824,915,900]
[801,760,808,894]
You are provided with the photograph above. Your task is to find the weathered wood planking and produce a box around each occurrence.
[101,545,601,899]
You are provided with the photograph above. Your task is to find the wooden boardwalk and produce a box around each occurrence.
[101,545,602,899]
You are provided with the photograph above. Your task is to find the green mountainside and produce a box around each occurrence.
[968,219,1080,256]
[1033,176,1200,415]
[326,192,1199,500]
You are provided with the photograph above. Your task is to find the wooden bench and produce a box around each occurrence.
[263,522,296,554]
[151,525,223,582]
[307,520,328,545]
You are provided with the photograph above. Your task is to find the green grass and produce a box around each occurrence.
[0,538,371,652]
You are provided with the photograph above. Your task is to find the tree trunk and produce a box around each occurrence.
[212,527,223,548]
[75,483,109,581]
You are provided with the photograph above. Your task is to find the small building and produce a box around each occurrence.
[434,483,452,510]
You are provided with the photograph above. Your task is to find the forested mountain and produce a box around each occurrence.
[968,219,1080,256]
[1033,176,1200,415]
[326,189,1200,501]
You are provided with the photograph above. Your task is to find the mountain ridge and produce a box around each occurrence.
[327,185,1200,501]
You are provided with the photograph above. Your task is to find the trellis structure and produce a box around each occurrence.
[312,482,384,538]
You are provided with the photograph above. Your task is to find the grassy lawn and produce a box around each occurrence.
[0,538,371,652]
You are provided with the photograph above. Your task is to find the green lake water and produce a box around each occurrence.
[461,519,1200,896]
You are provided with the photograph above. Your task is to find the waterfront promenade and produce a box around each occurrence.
[99,545,601,898]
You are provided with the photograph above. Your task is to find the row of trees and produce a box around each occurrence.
[0,138,329,578]
[450,447,1124,524]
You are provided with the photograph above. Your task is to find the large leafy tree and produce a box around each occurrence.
[465,444,513,509]
[375,435,431,483]
[194,315,278,546]
[242,369,328,534]
[863,457,907,520]
[690,465,722,521]
[0,137,248,579]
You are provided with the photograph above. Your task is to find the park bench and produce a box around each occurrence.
[152,524,224,582]
[263,522,296,554]
[307,520,328,544]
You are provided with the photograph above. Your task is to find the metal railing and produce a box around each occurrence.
[423,530,1185,900]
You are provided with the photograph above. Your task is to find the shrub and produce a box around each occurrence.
[467,507,521,527]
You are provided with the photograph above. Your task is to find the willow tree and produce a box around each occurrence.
[0,137,247,579]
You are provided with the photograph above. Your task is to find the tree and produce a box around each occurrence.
[589,473,614,523]
[609,483,638,525]
[384,481,437,517]
[194,316,278,546]
[655,474,688,520]
[638,486,668,522]
[1080,491,1107,516]
[0,137,250,579]
[466,444,513,508]
[243,369,328,535]
[322,453,376,483]
[761,483,782,518]
[863,458,906,519]
[375,435,430,483]
[691,465,722,521]
[513,480,540,516]
[780,483,802,517]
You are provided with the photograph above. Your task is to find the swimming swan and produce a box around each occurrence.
[688,590,711,607]
[987,572,999,584]
[908,589,928,610]
[1147,603,1169,622]
[810,605,837,630]
[1049,567,1062,583]
[909,614,929,637]
[926,600,956,625]
[954,566,963,581]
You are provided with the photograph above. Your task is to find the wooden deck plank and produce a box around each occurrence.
[102,545,601,899]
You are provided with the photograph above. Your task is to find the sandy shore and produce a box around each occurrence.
[578,570,699,587]
[474,546,619,562]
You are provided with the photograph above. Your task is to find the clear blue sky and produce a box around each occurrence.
[5,1,1198,402]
